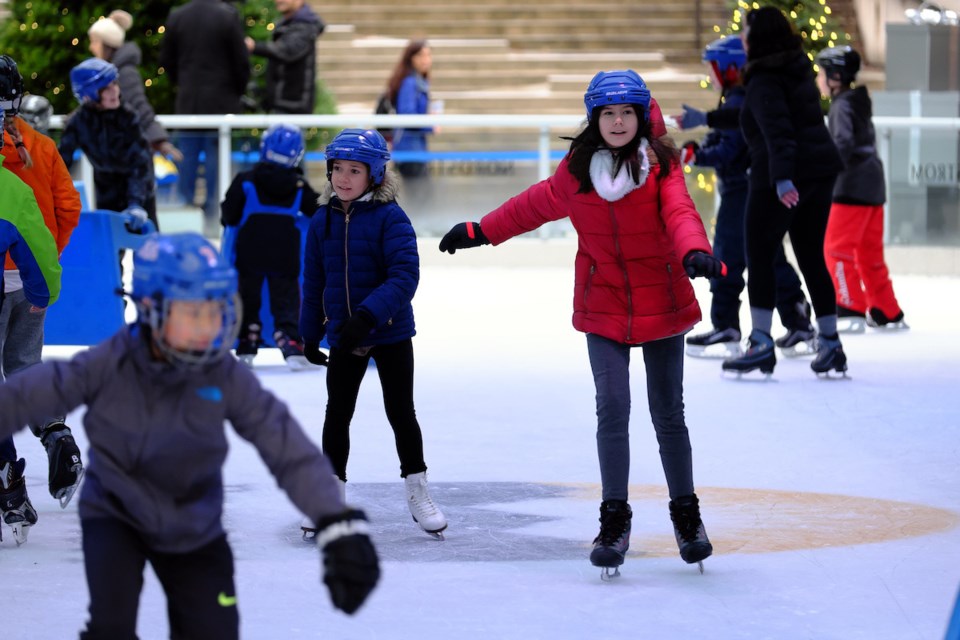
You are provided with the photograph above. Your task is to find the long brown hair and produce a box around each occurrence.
[386,40,429,102]
[564,105,675,194]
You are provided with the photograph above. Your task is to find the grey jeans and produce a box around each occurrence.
[586,333,695,502]
[0,288,60,463]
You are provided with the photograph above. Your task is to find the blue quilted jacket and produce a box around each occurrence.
[299,170,418,348]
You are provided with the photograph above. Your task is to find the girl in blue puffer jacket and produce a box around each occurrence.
[299,129,447,540]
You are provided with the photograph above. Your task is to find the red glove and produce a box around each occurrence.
[680,141,699,167]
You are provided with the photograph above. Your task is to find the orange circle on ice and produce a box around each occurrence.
[556,483,960,557]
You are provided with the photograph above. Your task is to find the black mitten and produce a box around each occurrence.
[338,311,375,353]
[316,509,380,615]
[303,344,328,366]
[683,251,726,279]
[439,222,490,254]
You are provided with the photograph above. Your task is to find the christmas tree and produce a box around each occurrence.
[718,0,852,59]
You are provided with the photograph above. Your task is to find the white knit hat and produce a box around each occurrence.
[87,12,129,49]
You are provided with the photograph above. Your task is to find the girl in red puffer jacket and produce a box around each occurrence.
[440,70,724,578]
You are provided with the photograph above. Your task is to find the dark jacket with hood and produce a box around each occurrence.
[220,162,319,275]
[299,170,418,350]
[694,86,749,195]
[160,0,250,114]
[113,41,169,146]
[0,326,346,553]
[252,5,325,114]
[827,86,885,205]
[740,49,842,189]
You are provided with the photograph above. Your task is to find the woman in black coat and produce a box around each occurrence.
[722,7,847,378]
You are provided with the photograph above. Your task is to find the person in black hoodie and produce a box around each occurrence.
[220,124,319,369]
[722,7,847,378]
[815,46,907,332]
[246,0,325,114]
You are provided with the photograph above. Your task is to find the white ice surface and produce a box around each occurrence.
[5,258,960,639]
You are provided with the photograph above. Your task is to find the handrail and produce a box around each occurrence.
[47,112,960,207]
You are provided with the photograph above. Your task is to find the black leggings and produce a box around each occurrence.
[745,178,838,320]
[80,518,238,640]
[323,338,427,481]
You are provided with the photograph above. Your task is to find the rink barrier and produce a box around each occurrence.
[45,210,155,346]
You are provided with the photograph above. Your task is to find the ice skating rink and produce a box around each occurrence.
[7,239,960,639]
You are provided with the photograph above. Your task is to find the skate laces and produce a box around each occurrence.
[670,497,703,542]
[410,479,439,516]
[596,501,631,545]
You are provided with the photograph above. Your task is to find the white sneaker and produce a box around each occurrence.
[405,472,447,538]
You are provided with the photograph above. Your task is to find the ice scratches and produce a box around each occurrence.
[307,481,587,563]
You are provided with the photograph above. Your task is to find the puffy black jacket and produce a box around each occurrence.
[828,86,885,205]
[252,5,325,114]
[58,105,154,210]
[740,50,842,189]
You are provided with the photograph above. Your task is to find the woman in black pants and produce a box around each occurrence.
[722,7,847,377]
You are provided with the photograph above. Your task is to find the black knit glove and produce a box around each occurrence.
[303,343,328,366]
[439,221,490,254]
[315,509,380,615]
[339,311,375,353]
[683,251,726,279]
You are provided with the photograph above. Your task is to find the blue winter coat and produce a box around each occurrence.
[299,171,418,349]
[391,73,432,154]
[694,87,749,195]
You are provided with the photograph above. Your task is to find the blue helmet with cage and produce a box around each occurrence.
[0,55,24,116]
[583,70,651,121]
[132,232,240,368]
[260,124,305,168]
[324,128,391,186]
[70,58,118,104]
[703,35,746,87]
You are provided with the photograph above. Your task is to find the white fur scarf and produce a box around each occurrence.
[589,139,651,202]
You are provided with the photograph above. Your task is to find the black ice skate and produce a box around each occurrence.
[40,422,84,508]
[837,306,866,334]
[721,329,775,377]
[590,500,632,580]
[811,333,848,378]
[867,308,909,331]
[235,323,261,367]
[0,458,38,545]
[669,493,712,573]
[274,331,311,371]
[776,300,817,357]
[685,327,742,359]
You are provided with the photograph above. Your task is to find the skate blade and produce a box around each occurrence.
[686,342,742,359]
[779,341,817,358]
[814,369,851,381]
[868,320,910,332]
[411,515,447,540]
[721,368,774,381]
[55,466,84,509]
[697,561,704,574]
[837,318,866,334]
[301,526,318,541]
[284,356,313,371]
[600,566,621,581]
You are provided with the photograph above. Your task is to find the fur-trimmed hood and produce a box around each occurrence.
[318,167,402,205]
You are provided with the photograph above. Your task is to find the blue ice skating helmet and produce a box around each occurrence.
[260,124,306,168]
[0,55,24,116]
[703,35,746,86]
[324,128,391,185]
[583,70,651,121]
[69,58,118,104]
[815,46,861,85]
[18,94,53,134]
[132,232,241,368]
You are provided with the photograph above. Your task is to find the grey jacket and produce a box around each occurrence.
[0,326,344,553]
[828,86,885,206]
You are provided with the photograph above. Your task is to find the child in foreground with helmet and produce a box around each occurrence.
[299,128,448,540]
[0,104,64,545]
[815,46,907,331]
[439,70,720,577]
[221,123,319,369]
[0,231,380,635]
[58,57,155,233]
[680,36,815,359]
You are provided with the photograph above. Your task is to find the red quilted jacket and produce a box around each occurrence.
[480,153,712,345]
